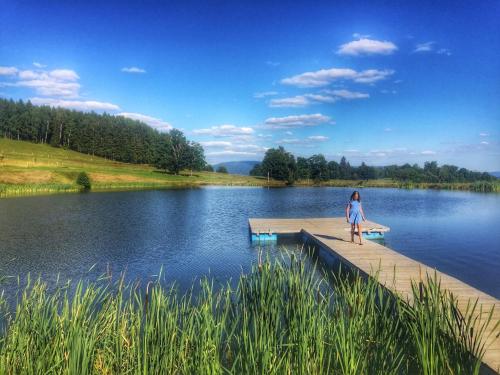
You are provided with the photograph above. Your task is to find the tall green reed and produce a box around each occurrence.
[0,253,496,374]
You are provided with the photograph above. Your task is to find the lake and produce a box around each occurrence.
[0,187,499,298]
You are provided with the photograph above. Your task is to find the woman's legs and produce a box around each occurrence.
[350,223,355,242]
[357,223,363,244]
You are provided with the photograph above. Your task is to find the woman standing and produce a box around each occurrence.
[346,191,366,245]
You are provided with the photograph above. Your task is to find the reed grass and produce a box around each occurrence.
[0,255,497,374]
[301,178,500,192]
[0,183,80,197]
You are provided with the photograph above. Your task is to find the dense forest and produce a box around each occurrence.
[250,147,496,184]
[0,98,206,173]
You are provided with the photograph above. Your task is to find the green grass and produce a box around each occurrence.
[0,138,283,197]
[1,138,498,198]
[296,178,500,192]
[0,254,497,374]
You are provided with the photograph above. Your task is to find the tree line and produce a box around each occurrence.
[250,147,495,184]
[0,98,206,174]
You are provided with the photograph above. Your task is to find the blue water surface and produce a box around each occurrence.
[0,187,498,297]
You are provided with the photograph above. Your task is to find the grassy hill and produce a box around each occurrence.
[1,139,497,198]
[0,139,281,197]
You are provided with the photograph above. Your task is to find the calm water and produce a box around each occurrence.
[0,187,499,298]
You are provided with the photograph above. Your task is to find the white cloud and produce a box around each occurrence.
[337,38,398,56]
[281,68,356,87]
[30,97,120,111]
[330,147,448,164]
[270,89,369,108]
[118,112,172,130]
[285,131,293,135]
[367,148,409,158]
[302,94,339,104]
[265,113,332,128]
[15,79,80,97]
[480,141,489,145]
[269,96,311,107]
[206,150,258,157]
[257,133,273,138]
[193,124,254,137]
[3,68,81,97]
[353,69,394,84]
[0,66,18,76]
[307,135,329,141]
[414,42,435,53]
[281,67,394,87]
[253,91,278,99]
[270,94,336,108]
[479,132,489,137]
[323,89,369,99]
[2,66,134,116]
[18,70,40,80]
[33,62,46,68]
[121,67,146,74]
[275,135,329,146]
[200,141,233,148]
[276,138,302,144]
[228,135,256,143]
[205,143,268,157]
[49,69,79,81]
[231,144,268,152]
[414,42,451,56]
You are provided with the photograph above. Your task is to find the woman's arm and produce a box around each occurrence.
[360,203,366,221]
[345,203,350,222]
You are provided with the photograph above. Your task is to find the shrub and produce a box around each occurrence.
[76,171,91,190]
[216,165,228,173]
[204,164,214,172]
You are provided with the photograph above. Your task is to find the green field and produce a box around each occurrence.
[295,178,500,192]
[0,139,283,197]
[1,139,498,198]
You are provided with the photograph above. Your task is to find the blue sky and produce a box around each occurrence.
[1,1,499,170]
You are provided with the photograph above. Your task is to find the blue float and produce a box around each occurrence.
[251,231,384,242]
[362,232,385,240]
[251,233,278,242]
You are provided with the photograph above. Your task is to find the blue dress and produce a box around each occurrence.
[348,200,362,224]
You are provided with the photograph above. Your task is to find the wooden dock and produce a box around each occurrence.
[249,217,500,373]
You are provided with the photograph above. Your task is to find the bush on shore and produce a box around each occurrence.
[76,171,92,190]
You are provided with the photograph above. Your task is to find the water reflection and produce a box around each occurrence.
[0,187,498,298]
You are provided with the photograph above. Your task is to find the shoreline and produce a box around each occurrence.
[1,178,498,199]
[1,139,497,198]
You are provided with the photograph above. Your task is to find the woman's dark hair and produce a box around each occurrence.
[350,190,361,202]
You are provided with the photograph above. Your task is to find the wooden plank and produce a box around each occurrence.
[249,217,500,373]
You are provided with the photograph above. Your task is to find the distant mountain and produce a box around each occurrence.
[490,171,500,178]
[213,160,260,175]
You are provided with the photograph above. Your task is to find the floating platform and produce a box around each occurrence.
[250,218,389,243]
[248,217,500,373]
[251,233,278,242]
